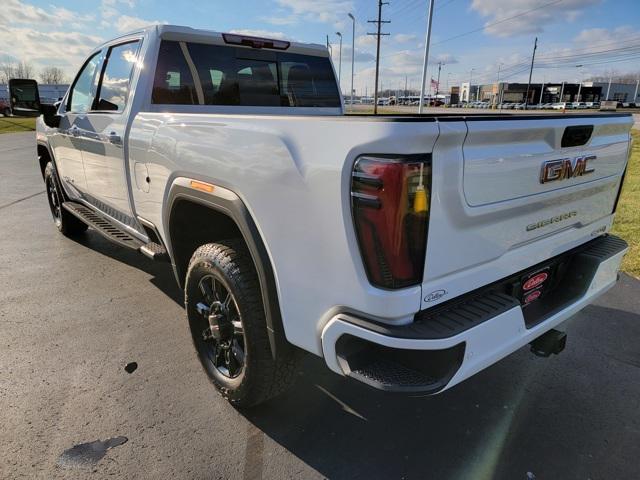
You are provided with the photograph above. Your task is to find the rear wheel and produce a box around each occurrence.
[44,162,87,236]
[185,240,299,407]
[2,108,10,117]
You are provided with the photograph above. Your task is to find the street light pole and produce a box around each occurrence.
[348,13,355,108]
[606,74,612,101]
[335,32,343,95]
[634,77,639,102]
[575,65,584,102]
[418,0,435,113]
[468,68,475,102]
[496,62,503,108]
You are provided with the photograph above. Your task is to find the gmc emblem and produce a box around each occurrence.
[540,155,595,184]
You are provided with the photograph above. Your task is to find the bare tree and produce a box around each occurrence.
[14,61,35,79]
[40,66,66,84]
[0,61,14,84]
[587,69,640,84]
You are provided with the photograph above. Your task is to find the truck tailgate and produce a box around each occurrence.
[422,114,632,305]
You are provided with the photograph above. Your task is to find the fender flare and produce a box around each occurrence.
[164,178,288,359]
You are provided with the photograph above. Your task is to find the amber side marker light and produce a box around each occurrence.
[190,180,215,193]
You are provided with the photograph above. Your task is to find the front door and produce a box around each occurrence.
[79,40,141,227]
[49,50,104,197]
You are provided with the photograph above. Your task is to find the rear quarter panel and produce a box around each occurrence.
[129,113,439,354]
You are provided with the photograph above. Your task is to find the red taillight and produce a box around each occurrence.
[351,155,431,289]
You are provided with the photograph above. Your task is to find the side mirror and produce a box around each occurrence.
[8,78,41,117]
[41,102,62,128]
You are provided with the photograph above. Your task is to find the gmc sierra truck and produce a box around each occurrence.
[29,25,632,407]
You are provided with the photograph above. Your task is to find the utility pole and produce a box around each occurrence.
[368,0,390,114]
[539,82,545,105]
[495,62,504,108]
[435,61,444,97]
[468,68,474,102]
[418,0,435,113]
[524,36,537,108]
[335,32,343,95]
[559,80,565,103]
[404,75,408,103]
[348,13,355,108]
[634,77,639,102]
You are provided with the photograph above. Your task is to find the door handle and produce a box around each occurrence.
[106,132,122,146]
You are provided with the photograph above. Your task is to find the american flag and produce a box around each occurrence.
[430,78,439,89]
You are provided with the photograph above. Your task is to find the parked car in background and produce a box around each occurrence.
[0,97,10,116]
[552,102,567,110]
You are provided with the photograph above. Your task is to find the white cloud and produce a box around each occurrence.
[330,45,375,65]
[113,14,165,33]
[1,0,94,27]
[393,33,417,44]
[356,34,377,48]
[274,0,354,26]
[0,26,103,73]
[470,0,601,37]
[261,14,299,26]
[436,53,459,65]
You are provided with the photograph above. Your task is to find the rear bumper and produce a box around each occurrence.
[321,235,628,394]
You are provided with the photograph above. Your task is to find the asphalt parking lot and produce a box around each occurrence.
[1,131,640,480]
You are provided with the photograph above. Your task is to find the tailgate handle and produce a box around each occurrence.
[562,125,593,148]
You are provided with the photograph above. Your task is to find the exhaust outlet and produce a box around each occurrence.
[530,329,567,357]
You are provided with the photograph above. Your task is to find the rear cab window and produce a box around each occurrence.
[152,40,340,108]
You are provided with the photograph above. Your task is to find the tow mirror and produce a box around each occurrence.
[8,78,41,117]
[41,102,62,128]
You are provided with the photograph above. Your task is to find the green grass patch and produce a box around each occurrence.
[0,116,36,134]
[611,130,640,277]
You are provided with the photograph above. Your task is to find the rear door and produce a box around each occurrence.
[424,114,631,292]
[79,39,141,226]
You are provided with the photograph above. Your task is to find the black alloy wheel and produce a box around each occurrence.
[193,273,246,379]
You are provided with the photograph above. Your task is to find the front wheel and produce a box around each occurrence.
[44,162,87,236]
[185,240,299,407]
[2,108,10,117]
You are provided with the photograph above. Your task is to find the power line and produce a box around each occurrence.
[368,0,391,113]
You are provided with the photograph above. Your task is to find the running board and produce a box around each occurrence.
[62,201,144,250]
[139,242,170,262]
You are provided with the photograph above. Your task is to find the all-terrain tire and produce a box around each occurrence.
[185,240,300,407]
[44,162,87,237]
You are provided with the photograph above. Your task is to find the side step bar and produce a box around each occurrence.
[62,201,169,262]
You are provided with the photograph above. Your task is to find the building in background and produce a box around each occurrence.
[588,82,639,102]
[453,80,640,105]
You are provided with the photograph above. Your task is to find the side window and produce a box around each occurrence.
[152,41,196,104]
[96,40,140,112]
[68,51,103,113]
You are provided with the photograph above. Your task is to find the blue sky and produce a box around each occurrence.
[1,0,639,93]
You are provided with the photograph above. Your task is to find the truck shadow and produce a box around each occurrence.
[240,303,640,480]
[72,230,183,306]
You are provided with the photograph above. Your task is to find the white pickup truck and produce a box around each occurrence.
[28,25,632,406]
